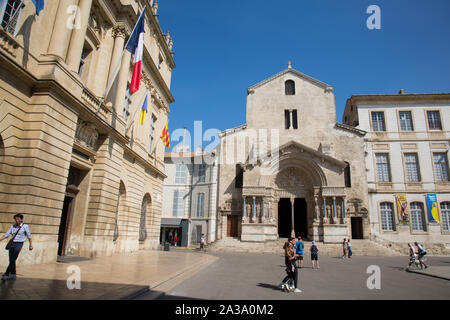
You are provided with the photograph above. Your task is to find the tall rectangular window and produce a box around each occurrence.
[441,202,450,231]
[123,84,132,123]
[172,190,184,217]
[78,47,91,78]
[376,153,391,182]
[380,202,395,231]
[372,112,386,132]
[410,202,426,232]
[399,111,414,131]
[344,162,351,187]
[198,164,206,183]
[404,153,421,182]
[235,164,243,188]
[174,164,187,184]
[148,115,156,153]
[292,110,298,129]
[284,110,290,129]
[434,153,449,181]
[196,193,205,217]
[0,0,22,35]
[427,111,442,130]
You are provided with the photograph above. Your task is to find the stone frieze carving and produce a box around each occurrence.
[75,119,99,149]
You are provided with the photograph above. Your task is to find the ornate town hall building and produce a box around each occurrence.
[216,64,370,244]
[0,0,174,266]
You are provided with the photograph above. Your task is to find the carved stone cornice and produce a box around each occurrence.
[142,70,170,113]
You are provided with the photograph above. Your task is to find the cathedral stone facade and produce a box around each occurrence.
[216,65,370,244]
[0,0,174,266]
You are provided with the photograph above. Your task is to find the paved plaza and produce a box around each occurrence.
[136,252,450,300]
[0,250,217,300]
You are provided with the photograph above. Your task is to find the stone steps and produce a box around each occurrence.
[208,238,404,256]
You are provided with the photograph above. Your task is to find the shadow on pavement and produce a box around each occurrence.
[0,277,149,300]
[256,283,282,292]
[155,293,203,300]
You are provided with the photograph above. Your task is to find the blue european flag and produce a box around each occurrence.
[32,0,44,16]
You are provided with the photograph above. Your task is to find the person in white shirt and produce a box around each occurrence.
[200,234,205,251]
[407,243,418,269]
[1,214,33,280]
[414,242,428,270]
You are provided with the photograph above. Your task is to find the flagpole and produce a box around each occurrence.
[96,7,147,113]
[125,90,149,134]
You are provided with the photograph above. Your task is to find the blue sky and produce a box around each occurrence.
[158,0,450,151]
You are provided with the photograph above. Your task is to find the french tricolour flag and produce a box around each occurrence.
[126,8,146,94]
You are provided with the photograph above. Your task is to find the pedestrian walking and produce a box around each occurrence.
[168,231,173,246]
[295,236,304,268]
[347,239,352,258]
[1,214,33,280]
[174,233,178,247]
[407,243,419,269]
[415,242,428,269]
[341,238,348,259]
[280,238,301,293]
[310,241,320,269]
[200,233,205,251]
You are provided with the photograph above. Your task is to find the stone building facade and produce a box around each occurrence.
[161,149,218,247]
[343,93,450,253]
[216,65,370,244]
[0,0,175,266]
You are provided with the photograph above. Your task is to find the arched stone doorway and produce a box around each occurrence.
[274,167,315,239]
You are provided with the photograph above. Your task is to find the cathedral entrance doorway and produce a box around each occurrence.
[277,198,308,239]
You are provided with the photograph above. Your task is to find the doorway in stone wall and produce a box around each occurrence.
[351,217,364,239]
[58,166,82,257]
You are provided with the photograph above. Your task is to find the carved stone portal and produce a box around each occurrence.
[275,168,305,189]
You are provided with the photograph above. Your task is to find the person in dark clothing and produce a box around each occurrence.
[280,238,301,293]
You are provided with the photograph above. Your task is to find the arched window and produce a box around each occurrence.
[410,202,426,231]
[440,202,450,231]
[139,194,152,242]
[380,202,395,231]
[285,80,295,95]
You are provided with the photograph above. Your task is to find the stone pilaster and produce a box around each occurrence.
[66,0,94,72]
[48,0,79,60]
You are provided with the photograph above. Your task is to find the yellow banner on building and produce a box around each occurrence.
[396,195,408,221]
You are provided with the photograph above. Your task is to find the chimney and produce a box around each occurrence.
[398,89,404,95]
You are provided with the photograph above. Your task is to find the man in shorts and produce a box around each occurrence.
[295,236,304,268]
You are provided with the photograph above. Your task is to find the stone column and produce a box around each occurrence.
[290,196,295,237]
[113,50,132,116]
[323,197,328,223]
[332,197,337,224]
[314,196,319,222]
[252,197,256,223]
[66,0,94,72]
[108,26,127,83]
[261,198,265,222]
[342,197,346,218]
[48,0,79,60]
[242,197,246,222]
